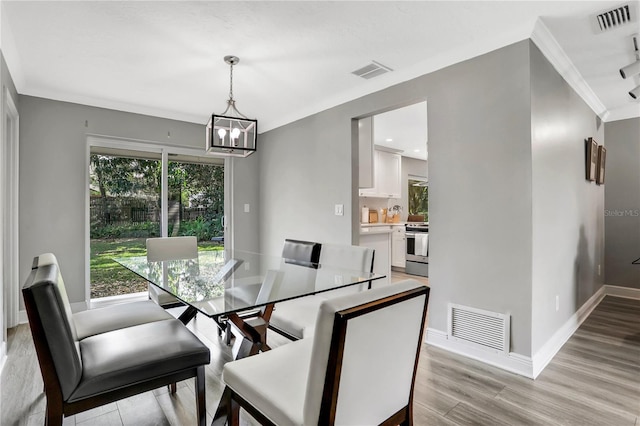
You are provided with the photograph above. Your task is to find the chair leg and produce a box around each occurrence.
[45,399,63,426]
[169,383,177,394]
[225,322,233,346]
[228,390,240,426]
[195,366,206,426]
[212,386,232,426]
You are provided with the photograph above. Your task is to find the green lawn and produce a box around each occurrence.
[90,238,223,299]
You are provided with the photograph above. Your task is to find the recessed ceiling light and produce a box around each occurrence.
[414,149,420,152]
[386,138,393,142]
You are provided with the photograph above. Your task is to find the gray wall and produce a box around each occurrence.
[18,95,259,306]
[259,40,536,356]
[530,44,605,355]
[604,117,640,289]
[258,113,355,256]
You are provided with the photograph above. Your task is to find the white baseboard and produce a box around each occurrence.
[18,300,88,324]
[425,328,534,378]
[426,284,640,379]
[531,285,606,378]
[603,284,640,300]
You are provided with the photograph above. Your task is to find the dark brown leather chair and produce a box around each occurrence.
[22,253,210,426]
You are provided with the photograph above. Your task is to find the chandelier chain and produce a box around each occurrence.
[229,63,234,101]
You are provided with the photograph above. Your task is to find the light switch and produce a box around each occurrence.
[244,203,250,213]
[335,204,344,216]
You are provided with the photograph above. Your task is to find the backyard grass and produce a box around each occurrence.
[90,238,223,299]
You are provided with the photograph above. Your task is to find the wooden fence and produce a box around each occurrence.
[90,197,216,227]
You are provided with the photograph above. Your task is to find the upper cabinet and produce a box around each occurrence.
[358,117,375,189]
[359,149,401,198]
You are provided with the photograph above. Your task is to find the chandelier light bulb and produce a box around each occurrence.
[205,55,257,157]
[630,85,640,100]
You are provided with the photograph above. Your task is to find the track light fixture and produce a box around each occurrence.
[620,35,640,100]
[620,59,640,79]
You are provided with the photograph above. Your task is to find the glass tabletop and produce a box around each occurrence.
[114,249,384,319]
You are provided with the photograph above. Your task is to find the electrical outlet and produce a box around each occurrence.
[555,295,560,312]
[245,262,250,271]
[334,275,343,286]
[335,204,344,216]
[244,203,250,213]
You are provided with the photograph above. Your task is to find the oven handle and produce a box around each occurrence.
[406,232,416,237]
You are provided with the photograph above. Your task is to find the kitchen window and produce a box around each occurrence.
[408,176,428,221]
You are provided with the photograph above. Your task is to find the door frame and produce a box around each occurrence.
[85,134,232,304]
[3,87,19,336]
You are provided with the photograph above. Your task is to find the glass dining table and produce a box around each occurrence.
[115,249,384,356]
[116,249,384,425]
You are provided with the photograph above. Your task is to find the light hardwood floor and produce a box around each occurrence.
[1,278,638,425]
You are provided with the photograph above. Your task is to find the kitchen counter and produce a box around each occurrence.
[361,222,406,227]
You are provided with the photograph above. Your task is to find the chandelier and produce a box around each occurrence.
[206,55,257,157]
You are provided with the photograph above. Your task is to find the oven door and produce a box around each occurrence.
[406,231,429,263]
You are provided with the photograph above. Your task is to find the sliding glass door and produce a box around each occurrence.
[89,149,224,300]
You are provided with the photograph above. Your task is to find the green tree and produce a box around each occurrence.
[408,180,428,220]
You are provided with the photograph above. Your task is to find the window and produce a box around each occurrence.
[408,176,428,221]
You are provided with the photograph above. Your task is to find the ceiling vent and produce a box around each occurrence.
[352,61,393,79]
[593,4,635,32]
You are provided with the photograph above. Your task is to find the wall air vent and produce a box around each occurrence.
[593,4,635,32]
[448,303,510,353]
[351,61,393,79]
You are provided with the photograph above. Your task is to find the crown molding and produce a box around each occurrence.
[531,19,609,121]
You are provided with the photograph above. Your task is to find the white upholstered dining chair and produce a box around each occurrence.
[268,243,374,340]
[146,236,198,307]
[221,279,430,425]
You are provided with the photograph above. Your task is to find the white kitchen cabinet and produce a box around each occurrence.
[359,149,402,198]
[358,117,374,189]
[391,225,406,268]
[359,228,391,285]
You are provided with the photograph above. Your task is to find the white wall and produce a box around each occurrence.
[530,43,605,356]
[18,96,259,307]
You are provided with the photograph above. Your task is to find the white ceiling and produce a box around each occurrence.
[2,1,639,142]
[374,102,428,161]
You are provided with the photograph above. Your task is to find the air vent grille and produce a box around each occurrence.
[448,304,510,353]
[594,4,634,32]
[352,61,393,79]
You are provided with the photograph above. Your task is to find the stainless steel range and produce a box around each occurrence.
[405,222,428,277]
